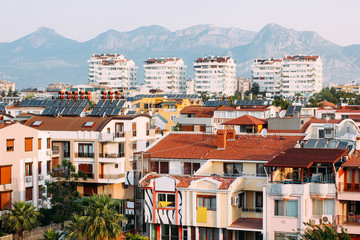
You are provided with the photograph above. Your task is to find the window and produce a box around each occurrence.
[39,185,43,199]
[238,192,244,209]
[32,121,43,126]
[256,192,263,208]
[197,195,216,210]
[275,199,298,217]
[25,138,33,152]
[157,193,176,208]
[318,129,324,138]
[183,162,201,175]
[47,161,51,174]
[257,164,265,176]
[115,164,118,169]
[6,139,14,152]
[160,162,169,174]
[146,141,150,148]
[52,157,59,168]
[83,121,95,127]
[25,163,32,176]
[26,187,33,201]
[47,138,51,149]
[199,228,219,240]
[170,115,176,121]
[38,138,41,150]
[78,164,93,178]
[115,123,124,133]
[224,163,243,176]
[161,224,179,240]
[107,128,110,134]
[132,143,137,150]
[78,143,94,157]
[0,166,11,185]
[132,123,137,136]
[38,162,42,175]
[312,199,334,215]
[0,191,11,210]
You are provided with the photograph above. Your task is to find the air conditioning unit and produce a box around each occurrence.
[38,175,44,181]
[4,184,12,190]
[322,215,333,224]
[25,176,32,183]
[231,196,239,206]
[46,150,52,156]
[309,218,320,225]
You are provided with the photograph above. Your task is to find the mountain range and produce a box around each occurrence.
[0,24,360,89]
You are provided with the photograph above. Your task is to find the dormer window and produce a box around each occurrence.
[83,122,95,128]
[32,121,43,127]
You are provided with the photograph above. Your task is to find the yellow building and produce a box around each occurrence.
[132,95,200,131]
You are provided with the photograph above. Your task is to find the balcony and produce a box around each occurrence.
[99,173,125,179]
[114,132,125,138]
[337,215,360,234]
[52,146,59,155]
[75,152,94,158]
[339,182,360,192]
[242,207,263,213]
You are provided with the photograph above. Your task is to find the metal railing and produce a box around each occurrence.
[114,132,125,138]
[99,173,125,179]
[76,152,94,158]
[337,215,360,225]
[339,182,360,192]
[99,152,124,158]
[242,207,263,213]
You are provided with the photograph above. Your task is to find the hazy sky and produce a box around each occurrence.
[1,0,359,46]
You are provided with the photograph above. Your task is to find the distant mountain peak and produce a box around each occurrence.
[35,26,57,34]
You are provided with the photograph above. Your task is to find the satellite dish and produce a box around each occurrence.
[261,128,268,138]
[264,101,268,106]
[279,110,286,118]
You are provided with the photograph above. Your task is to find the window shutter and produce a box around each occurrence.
[6,139,14,151]
[25,138,33,152]
[132,123,136,130]
[0,192,11,210]
[160,162,169,174]
[0,166,11,185]
[26,187,33,201]
[38,139,41,150]
[52,157,59,168]
[146,122,149,130]
[47,138,51,149]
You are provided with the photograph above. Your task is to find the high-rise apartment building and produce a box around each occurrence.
[143,57,187,93]
[88,54,138,89]
[252,55,323,96]
[194,56,237,96]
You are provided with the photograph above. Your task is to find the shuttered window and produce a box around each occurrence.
[6,139,14,152]
[25,163,32,176]
[0,166,11,185]
[132,123,137,136]
[38,138,41,150]
[38,162,42,175]
[52,157,59,168]
[26,187,33,201]
[160,162,169,174]
[0,191,11,210]
[78,164,93,178]
[47,161,51,174]
[25,138,33,152]
[151,161,159,173]
[47,138,51,149]
[39,185,43,199]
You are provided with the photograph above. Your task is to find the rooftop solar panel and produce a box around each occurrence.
[111,101,125,115]
[315,139,327,148]
[294,106,302,113]
[74,106,85,115]
[105,100,119,116]
[305,139,317,148]
[48,107,57,115]
[67,106,78,115]
[286,106,295,115]
[41,107,51,115]
[337,141,348,149]
[327,140,339,148]
[62,107,72,115]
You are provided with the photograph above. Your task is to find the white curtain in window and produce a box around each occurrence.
[324,199,334,215]
[205,198,211,209]
[211,198,216,210]
[286,201,298,217]
[275,200,285,216]
[313,199,322,215]
[235,164,243,174]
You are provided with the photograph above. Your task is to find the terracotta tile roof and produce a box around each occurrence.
[222,115,266,126]
[24,115,150,131]
[342,152,360,167]
[0,121,16,129]
[147,133,304,161]
[180,106,216,118]
[139,174,237,190]
[265,148,348,168]
[230,218,262,230]
[216,106,268,112]
[317,101,337,108]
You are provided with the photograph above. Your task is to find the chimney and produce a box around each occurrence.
[216,129,227,150]
[356,137,360,151]
[226,129,236,141]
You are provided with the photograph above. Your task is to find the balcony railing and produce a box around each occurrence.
[76,152,94,158]
[64,151,70,158]
[242,207,263,213]
[114,132,125,138]
[52,146,59,154]
[337,215,360,225]
[99,173,125,179]
[99,152,124,158]
[339,182,360,192]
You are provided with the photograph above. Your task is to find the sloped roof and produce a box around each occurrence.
[265,148,348,168]
[180,106,216,118]
[147,133,303,161]
[222,115,266,125]
[342,152,360,167]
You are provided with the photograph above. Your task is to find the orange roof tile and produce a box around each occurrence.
[317,100,337,108]
[180,106,216,118]
[147,133,303,161]
[342,152,360,167]
[222,115,266,126]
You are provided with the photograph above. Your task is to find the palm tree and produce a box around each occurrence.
[0,201,39,240]
[66,194,127,240]
[42,228,64,240]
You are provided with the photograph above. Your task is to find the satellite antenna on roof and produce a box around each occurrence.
[279,110,286,118]
[264,101,268,106]
[261,128,267,138]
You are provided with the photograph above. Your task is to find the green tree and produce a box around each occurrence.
[273,97,291,110]
[6,87,13,97]
[199,91,210,103]
[125,232,148,240]
[41,228,64,240]
[23,93,36,100]
[87,100,96,111]
[296,223,350,240]
[173,122,182,131]
[45,159,87,229]
[251,82,260,96]
[0,201,39,240]
[66,194,127,240]
[13,90,19,97]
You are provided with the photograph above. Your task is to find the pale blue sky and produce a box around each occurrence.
[1,0,359,46]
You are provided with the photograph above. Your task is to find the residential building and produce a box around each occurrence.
[24,114,160,200]
[194,56,237,96]
[334,84,360,94]
[46,83,72,92]
[237,77,252,93]
[131,94,201,131]
[174,106,217,132]
[252,55,323,96]
[88,54,138,89]
[0,80,15,93]
[131,131,303,239]
[0,122,52,212]
[144,58,187,94]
